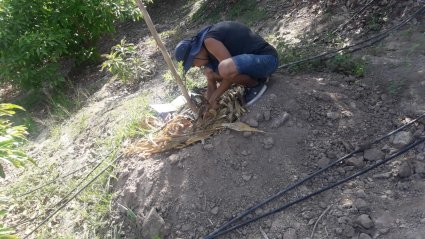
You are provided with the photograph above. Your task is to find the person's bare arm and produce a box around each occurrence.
[203,38,231,61]
[203,38,233,107]
[204,67,221,100]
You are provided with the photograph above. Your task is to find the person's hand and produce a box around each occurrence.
[208,98,218,110]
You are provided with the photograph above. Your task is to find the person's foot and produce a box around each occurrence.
[244,82,267,106]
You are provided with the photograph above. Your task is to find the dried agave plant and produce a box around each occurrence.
[126,86,263,157]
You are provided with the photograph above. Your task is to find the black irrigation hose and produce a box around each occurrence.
[277,4,425,69]
[11,152,118,229]
[330,0,377,35]
[17,161,96,198]
[204,113,425,238]
[22,154,122,239]
[207,137,425,238]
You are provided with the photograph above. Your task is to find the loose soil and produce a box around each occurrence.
[3,1,425,239]
[112,1,425,239]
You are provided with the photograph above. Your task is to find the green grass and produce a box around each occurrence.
[387,79,405,96]
[275,38,366,77]
[227,0,267,26]
[2,92,154,238]
[191,0,267,26]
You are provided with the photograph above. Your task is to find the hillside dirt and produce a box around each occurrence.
[111,1,425,239]
[3,0,425,239]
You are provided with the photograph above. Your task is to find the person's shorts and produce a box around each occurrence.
[232,54,278,82]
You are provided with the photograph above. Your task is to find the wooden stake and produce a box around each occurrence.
[135,0,197,112]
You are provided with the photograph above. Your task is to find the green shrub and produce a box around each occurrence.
[0,103,34,178]
[0,0,144,90]
[101,39,145,83]
[276,40,365,77]
[326,53,365,77]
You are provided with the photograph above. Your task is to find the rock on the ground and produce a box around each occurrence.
[271,112,290,128]
[210,206,219,215]
[359,233,372,239]
[317,157,330,168]
[142,208,166,239]
[263,110,271,121]
[246,118,259,127]
[263,137,275,149]
[375,213,395,234]
[346,157,364,168]
[283,228,297,239]
[363,148,385,161]
[355,214,374,229]
[354,198,369,211]
[398,161,412,178]
[392,131,413,148]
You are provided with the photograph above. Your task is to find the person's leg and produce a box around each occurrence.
[217,58,258,87]
[231,54,278,80]
[207,58,258,107]
[229,54,279,105]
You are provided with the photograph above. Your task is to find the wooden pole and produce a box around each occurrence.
[135,0,197,112]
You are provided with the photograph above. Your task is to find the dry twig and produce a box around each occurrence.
[310,205,333,239]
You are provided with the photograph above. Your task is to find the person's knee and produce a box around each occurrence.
[218,59,238,79]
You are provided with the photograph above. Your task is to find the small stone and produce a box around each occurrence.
[354,189,367,198]
[211,207,219,215]
[356,214,374,229]
[326,111,339,120]
[283,228,297,239]
[364,148,385,161]
[263,137,274,149]
[354,198,369,211]
[359,233,372,239]
[375,214,394,232]
[169,154,181,165]
[255,112,264,122]
[246,119,259,127]
[241,150,250,156]
[243,132,252,137]
[337,216,351,224]
[342,225,355,237]
[346,157,364,168]
[203,144,214,151]
[373,172,392,179]
[263,110,271,121]
[269,94,277,101]
[398,161,412,178]
[392,131,413,148]
[242,174,252,181]
[335,227,343,234]
[271,112,290,128]
[317,157,330,168]
[301,211,314,220]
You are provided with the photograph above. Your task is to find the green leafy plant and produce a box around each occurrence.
[0,103,34,178]
[325,53,365,77]
[276,40,322,73]
[0,210,18,239]
[0,0,143,90]
[101,39,146,83]
[387,79,405,96]
[163,62,206,93]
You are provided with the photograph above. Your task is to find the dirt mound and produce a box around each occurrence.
[113,3,425,235]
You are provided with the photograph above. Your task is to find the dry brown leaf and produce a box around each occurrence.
[221,122,264,132]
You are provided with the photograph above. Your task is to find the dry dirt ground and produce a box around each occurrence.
[111,1,425,239]
[3,1,425,239]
